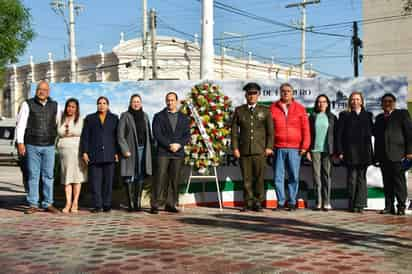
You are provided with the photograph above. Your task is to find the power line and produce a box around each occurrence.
[195,0,352,38]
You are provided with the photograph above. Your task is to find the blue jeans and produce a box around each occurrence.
[273,148,301,206]
[124,146,145,184]
[26,144,55,208]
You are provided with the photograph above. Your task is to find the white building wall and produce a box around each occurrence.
[1,36,312,117]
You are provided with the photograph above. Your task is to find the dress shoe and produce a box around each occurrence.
[287,204,297,211]
[25,206,40,214]
[313,204,322,211]
[150,207,159,214]
[165,206,179,213]
[353,207,363,213]
[46,205,61,214]
[103,207,112,213]
[273,205,285,211]
[379,208,395,215]
[397,208,406,216]
[90,208,103,213]
[254,204,264,212]
[323,204,332,212]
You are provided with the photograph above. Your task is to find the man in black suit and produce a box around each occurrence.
[150,92,190,214]
[374,93,412,216]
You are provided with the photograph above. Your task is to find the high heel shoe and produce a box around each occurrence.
[62,205,71,213]
[70,204,78,213]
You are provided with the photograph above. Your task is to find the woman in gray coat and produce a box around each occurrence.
[118,94,153,211]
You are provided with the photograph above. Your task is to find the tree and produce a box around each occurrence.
[0,0,34,70]
[403,0,412,14]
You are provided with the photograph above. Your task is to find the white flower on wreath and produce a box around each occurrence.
[208,123,215,129]
[200,107,206,112]
[216,109,222,114]
[217,122,224,128]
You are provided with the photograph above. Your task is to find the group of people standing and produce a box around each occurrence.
[16,80,189,215]
[232,82,412,215]
[16,80,412,216]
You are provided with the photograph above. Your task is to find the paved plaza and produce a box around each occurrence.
[0,166,411,274]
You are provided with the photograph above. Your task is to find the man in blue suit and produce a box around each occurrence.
[151,92,190,214]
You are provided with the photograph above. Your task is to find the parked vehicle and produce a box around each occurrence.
[0,117,18,164]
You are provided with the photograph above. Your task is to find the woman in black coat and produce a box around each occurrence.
[337,91,374,213]
[80,96,119,213]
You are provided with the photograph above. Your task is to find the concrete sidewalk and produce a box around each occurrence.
[0,165,411,274]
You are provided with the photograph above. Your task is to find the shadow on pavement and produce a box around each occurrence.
[178,212,412,252]
[0,195,28,212]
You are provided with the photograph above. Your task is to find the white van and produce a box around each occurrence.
[0,117,18,164]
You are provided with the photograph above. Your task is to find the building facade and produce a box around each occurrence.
[1,35,314,118]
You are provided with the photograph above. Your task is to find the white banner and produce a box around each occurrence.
[34,76,408,189]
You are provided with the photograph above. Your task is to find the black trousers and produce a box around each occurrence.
[346,165,368,209]
[151,157,184,209]
[89,163,115,209]
[239,154,266,207]
[380,160,407,210]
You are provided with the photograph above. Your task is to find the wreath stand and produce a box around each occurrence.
[182,166,223,211]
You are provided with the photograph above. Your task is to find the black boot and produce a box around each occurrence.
[125,183,134,212]
[134,182,143,211]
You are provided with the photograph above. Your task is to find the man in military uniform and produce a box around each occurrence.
[231,82,274,212]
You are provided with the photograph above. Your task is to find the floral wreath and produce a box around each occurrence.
[181,82,233,174]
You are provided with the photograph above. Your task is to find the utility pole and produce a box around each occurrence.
[352,21,362,77]
[200,0,214,79]
[286,0,320,78]
[150,9,158,80]
[142,0,149,80]
[51,0,84,82]
[68,0,76,82]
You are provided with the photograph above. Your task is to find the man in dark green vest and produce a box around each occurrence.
[231,82,274,212]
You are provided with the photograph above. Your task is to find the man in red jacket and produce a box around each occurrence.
[270,83,310,211]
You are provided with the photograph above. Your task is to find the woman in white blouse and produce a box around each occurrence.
[57,98,86,213]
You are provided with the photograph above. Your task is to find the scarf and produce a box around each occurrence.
[128,107,146,145]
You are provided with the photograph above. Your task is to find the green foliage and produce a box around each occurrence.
[0,0,34,68]
[403,0,412,14]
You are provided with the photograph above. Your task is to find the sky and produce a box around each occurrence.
[18,0,364,78]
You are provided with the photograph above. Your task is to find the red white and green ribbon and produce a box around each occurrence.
[187,101,216,158]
